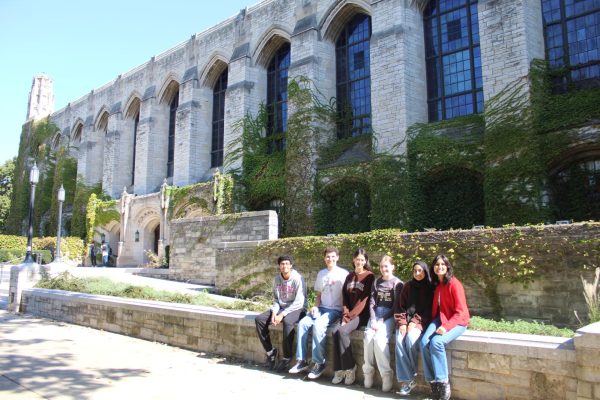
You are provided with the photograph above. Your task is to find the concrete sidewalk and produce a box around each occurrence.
[0,309,426,400]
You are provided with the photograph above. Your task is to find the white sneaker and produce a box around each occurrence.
[331,370,345,384]
[399,380,416,395]
[344,365,357,385]
[382,374,393,392]
[364,372,373,389]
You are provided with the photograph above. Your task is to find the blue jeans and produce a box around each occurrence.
[395,327,422,382]
[296,307,341,365]
[102,255,109,266]
[420,318,466,382]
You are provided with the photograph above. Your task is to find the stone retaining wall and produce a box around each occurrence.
[20,288,600,400]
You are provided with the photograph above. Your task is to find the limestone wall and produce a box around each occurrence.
[169,210,277,284]
[21,288,600,400]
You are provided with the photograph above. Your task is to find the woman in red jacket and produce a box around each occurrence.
[420,254,470,400]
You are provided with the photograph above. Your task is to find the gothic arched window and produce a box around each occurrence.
[132,112,139,186]
[336,14,372,138]
[267,43,290,153]
[212,69,228,168]
[542,0,600,92]
[167,90,179,178]
[424,0,483,121]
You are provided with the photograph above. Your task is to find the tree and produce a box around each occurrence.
[0,157,16,231]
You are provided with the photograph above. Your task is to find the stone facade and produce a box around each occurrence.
[20,287,600,399]
[169,210,278,284]
[19,0,599,269]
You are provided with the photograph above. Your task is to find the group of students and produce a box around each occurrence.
[254,247,470,400]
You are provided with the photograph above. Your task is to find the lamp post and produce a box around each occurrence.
[54,184,65,263]
[24,162,39,264]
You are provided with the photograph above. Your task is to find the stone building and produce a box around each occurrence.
[20,0,600,265]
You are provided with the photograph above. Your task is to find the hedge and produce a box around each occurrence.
[0,249,53,264]
[0,234,85,261]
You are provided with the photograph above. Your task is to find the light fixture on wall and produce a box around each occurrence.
[135,230,140,242]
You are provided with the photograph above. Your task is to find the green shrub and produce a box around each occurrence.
[0,249,52,264]
[469,316,574,337]
[0,234,84,260]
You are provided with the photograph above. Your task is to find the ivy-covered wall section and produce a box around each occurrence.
[5,118,79,237]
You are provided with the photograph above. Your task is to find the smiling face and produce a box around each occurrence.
[324,251,339,270]
[279,259,292,279]
[433,257,448,280]
[379,259,395,279]
[353,254,366,273]
[413,263,426,281]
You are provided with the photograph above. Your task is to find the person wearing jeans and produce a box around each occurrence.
[394,260,434,396]
[289,247,348,380]
[420,254,470,400]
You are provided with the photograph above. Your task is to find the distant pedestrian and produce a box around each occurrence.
[89,243,97,267]
[255,255,307,372]
[101,241,109,267]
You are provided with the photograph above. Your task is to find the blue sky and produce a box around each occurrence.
[0,0,253,165]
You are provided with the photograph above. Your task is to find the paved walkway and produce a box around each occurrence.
[0,265,426,399]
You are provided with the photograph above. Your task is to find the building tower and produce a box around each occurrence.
[26,74,54,121]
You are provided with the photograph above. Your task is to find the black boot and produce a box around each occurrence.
[429,382,441,399]
[439,382,451,400]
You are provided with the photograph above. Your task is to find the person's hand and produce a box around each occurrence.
[407,322,416,333]
[310,306,320,317]
[399,325,407,337]
[273,313,284,326]
[435,326,446,335]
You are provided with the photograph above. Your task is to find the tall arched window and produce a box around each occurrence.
[267,43,290,153]
[424,0,483,121]
[212,69,228,167]
[551,157,600,221]
[167,90,179,178]
[542,0,600,92]
[336,14,372,138]
[132,113,139,186]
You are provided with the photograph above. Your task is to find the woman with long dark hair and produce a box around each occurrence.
[394,260,434,395]
[330,248,374,385]
[420,255,470,400]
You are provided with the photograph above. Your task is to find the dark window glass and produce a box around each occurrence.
[132,113,139,186]
[424,0,483,122]
[267,43,290,153]
[167,90,179,178]
[336,14,372,138]
[211,70,228,167]
[551,157,600,220]
[542,0,600,92]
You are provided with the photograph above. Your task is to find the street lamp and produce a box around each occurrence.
[24,162,39,264]
[54,184,65,263]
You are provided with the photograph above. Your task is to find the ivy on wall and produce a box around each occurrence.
[223,223,600,322]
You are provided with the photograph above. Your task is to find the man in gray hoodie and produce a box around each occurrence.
[255,255,307,371]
